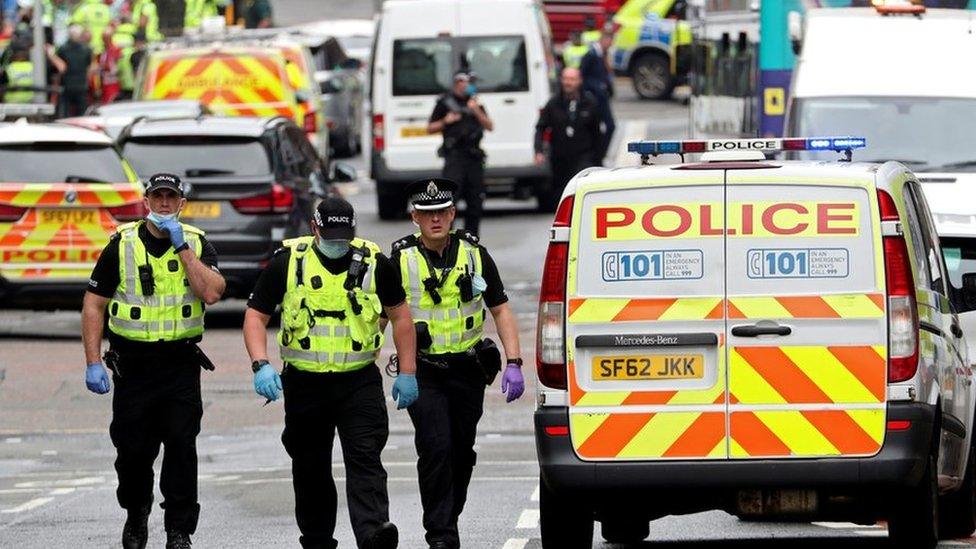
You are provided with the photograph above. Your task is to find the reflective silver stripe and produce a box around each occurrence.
[461,299,483,317]
[411,307,434,321]
[431,327,482,348]
[111,293,198,307]
[362,261,375,293]
[404,250,423,307]
[309,324,351,337]
[279,347,377,366]
[110,316,204,332]
[333,350,380,365]
[123,235,137,300]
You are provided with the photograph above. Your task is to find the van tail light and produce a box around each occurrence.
[303,112,318,133]
[107,201,147,222]
[231,183,294,215]
[0,203,28,222]
[536,195,574,390]
[878,189,919,383]
[372,114,385,152]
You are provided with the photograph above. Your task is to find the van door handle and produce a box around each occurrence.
[504,98,516,104]
[731,324,792,338]
[952,323,964,338]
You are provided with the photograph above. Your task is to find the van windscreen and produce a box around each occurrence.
[392,36,529,96]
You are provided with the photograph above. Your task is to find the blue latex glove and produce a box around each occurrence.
[501,364,524,403]
[392,374,418,409]
[85,362,111,394]
[157,218,186,250]
[253,363,282,401]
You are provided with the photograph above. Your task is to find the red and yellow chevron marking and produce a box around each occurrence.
[571,411,726,460]
[568,296,724,323]
[730,409,884,458]
[568,294,883,323]
[730,345,886,405]
[147,50,298,122]
[0,182,141,207]
[729,294,885,319]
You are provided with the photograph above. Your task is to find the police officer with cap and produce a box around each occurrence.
[243,195,418,549]
[427,70,493,237]
[392,178,525,549]
[82,173,226,549]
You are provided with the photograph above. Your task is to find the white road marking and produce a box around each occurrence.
[4,437,22,444]
[516,509,540,529]
[853,530,887,537]
[15,476,104,489]
[0,488,44,495]
[530,484,539,502]
[485,433,502,439]
[501,538,529,549]
[48,488,75,496]
[1,497,54,514]
[236,475,537,486]
[41,450,57,456]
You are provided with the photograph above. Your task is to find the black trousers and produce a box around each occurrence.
[550,155,596,198]
[109,350,202,534]
[58,88,89,118]
[281,365,391,549]
[408,355,486,549]
[443,153,485,237]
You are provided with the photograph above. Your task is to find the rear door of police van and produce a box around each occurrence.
[567,169,729,461]
[725,167,887,459]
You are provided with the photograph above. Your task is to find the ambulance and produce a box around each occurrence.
[0,120,144,309]
[534,137,976,548]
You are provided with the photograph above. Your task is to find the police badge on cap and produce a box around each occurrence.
[145,173,184,196]
[406,178,458,211]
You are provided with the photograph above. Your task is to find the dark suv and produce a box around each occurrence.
[118,116,338,298]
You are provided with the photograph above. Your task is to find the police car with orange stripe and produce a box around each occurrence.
[534,137,976,548]
[0,118,144,309]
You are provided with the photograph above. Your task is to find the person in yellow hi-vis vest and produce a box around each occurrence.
[562,31,589,69]
[69,0,111,54]
[1,49,34,103]
[391,178,524,549]
[131,0,162,42]
[81,174,226,549]
[183,0,220,31]
[243,195,416,549]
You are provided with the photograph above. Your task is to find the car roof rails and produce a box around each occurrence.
[0,103,56,122]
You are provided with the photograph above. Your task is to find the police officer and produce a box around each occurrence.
[131,0,162,42]
[69,0,111,54]
[0,48,33,103]
[427,70,493,238]
[392,178,525,549]
[534,67,603,211]
[243,195,417,549]
[561,31,588,69]
[81,173,226,549]
[184,0,219,31]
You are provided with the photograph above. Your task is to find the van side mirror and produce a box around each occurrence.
[330,161,357,183]
[295,90,311,103]
[962,273,976,312]
[339,58,363,71]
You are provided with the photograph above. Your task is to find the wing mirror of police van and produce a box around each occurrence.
[295,90,311,103]
[329,161,357,183]
[320,78,343,95]
[338,58,363,71]
[962,273,976,312]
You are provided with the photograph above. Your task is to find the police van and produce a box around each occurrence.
[534,137,976,548]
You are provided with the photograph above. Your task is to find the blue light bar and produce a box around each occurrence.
[626,136,867,156]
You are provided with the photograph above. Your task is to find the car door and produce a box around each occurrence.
[566,169,728,461]
[725,169,887,459]
[904,181,970,478]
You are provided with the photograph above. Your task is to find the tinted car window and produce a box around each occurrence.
[0,144,128,183]
[392,36,529,96]
[123,137,272,178]
[392,38,453,96]
[460,36,528,93]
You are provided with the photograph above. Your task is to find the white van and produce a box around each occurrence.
[368,0,555,219]
[535,137,976,549]
[786,4,976,352]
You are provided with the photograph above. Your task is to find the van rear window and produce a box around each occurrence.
[392,36,529,96]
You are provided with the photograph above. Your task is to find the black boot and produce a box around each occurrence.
[165,530,192,549]
[364,522,399,549]
[121,505,150,549]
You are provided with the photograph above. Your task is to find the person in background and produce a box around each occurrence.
[55,23,91,116]
[69,0,110,54]
[561,31,588,70]
[96,22,120,103]
[579,30,615,165]
[534,67,603,211]
[243,0,271,29]
[426,71,493,237]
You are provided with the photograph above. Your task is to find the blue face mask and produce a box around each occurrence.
[465,83,477,96]
[317,238,351,259]
[146,211,177,228]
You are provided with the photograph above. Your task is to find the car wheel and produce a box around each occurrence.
[939,441,976,539]
[601,518,649,544]
[631,52,674,100]
[888,448,939,548]
[376,181,407,220]
[540,476,593,549]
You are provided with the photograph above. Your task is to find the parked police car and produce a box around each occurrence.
[534,137,976,548]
